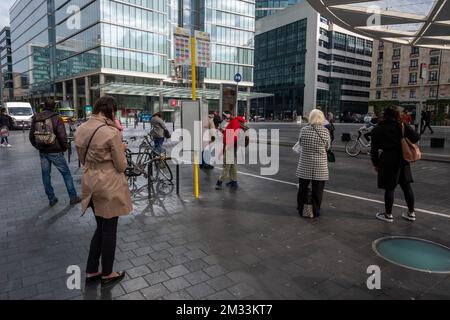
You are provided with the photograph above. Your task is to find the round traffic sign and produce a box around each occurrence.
[234,73,242,83]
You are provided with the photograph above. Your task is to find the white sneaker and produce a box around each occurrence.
[6,144,11,148]
[402,212,416,222]
[0,143,5,147]
[376,212,394,223]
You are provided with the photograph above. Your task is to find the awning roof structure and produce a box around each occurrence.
[92,83,274,100]
[307,0,450,49]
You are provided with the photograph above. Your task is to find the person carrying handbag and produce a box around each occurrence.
[75,96,132,289]
[295,109,331,218]
[0,107,14,147]
[371,107,420,223]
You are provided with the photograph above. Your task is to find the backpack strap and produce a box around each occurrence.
[83,124,107,163]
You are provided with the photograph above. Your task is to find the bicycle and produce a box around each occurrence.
[125,134,173,193]
[345,126,372,157]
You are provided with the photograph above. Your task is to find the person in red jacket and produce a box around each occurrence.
[215,112,248,190]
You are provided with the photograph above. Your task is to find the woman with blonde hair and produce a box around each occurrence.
[296,109,331,218]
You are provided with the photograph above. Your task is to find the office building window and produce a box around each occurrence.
[409,73,417,84]
[393,48,401,57]
[377,64,382,72]
[376,91,381,99]
[378,51,384,60]
[409,89,416,99]
[410,59,418,67]
[333,32,347,51]
[411,47,419,54]
[347,35,356,53]
[356,37,365,55]
[392,61,400,69]
[392,74,399,84]
[320,28,328,36]
[377,76,382,86]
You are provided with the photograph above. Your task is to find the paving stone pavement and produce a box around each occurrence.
[0,131,449,300]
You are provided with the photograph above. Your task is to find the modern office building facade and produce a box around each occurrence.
[253,1,373,119]
[255,0,300,20]
[0,27,13,103]
[10,0,256,115]
[370,40,450,124]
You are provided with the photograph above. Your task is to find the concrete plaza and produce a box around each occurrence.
[0,126,449,300]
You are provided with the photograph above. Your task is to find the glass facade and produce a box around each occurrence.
[254,18,307,118]
[1,27,13,102]
[10,0,255,103]
[255,0,301,20]
[204,0,255,83]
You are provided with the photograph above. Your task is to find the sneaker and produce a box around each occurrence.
[229,181,239,189]
[0,144,5,148]
[215,181,223,190]
[225,181,234,187]
[6,144,11,148]
[402,212,416,222]
[70,196,82,206]
[376,212,394,223]
[49,198,59,207]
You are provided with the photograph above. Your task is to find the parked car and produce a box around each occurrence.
[5,102,34,129]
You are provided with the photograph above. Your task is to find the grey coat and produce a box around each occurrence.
[296,124,331,181]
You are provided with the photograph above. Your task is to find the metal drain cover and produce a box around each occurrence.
[373,237,450,274]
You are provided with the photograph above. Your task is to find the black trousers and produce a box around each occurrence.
[297,179,326,217]
[384,182,415,215]
[421,123,434,134]
[86,211,119,277]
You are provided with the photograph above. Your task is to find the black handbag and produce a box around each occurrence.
[312,125,336,163]
[164,129,171,139]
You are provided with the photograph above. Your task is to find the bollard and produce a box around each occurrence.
[176,164,180,195]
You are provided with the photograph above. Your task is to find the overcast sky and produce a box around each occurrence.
[0,0,15,30]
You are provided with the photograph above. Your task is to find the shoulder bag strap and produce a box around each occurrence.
[83,124,107,163]
[312,125,327,146]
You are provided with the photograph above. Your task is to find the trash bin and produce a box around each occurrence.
[342,133,351,142]
[430,138,445,148]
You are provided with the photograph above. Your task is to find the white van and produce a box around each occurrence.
[5,102,34,129]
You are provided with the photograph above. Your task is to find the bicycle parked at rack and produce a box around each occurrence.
[125,133,173,193]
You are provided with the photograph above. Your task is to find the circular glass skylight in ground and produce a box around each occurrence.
[307,0,450,49]
[373,237,450,273]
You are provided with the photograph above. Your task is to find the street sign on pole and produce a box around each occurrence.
[174,27,192,67]
[194,31,211,68]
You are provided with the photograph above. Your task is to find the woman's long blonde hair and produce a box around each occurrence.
[309,109,325,125]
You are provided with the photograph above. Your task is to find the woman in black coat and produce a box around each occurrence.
[371,107,420,223]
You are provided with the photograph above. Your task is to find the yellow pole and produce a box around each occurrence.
[191,36,199,199]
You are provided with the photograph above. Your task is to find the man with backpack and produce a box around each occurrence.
[29,98,81,207]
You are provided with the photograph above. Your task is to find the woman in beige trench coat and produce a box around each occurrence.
[75,96,132,288]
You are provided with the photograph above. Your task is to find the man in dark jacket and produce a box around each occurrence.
[29,98,81,207]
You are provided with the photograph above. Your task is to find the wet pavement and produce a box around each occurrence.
[0,128,449,300]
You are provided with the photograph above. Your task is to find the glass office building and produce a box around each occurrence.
[10,0,256,114]
[0,27,13,102]
[254,1,372,119]
[255,0,301,20]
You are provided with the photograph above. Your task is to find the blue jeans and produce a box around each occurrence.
[40,152,77,201]
[154,137,165,154]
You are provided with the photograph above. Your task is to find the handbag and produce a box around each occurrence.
[401,124,421,163]
[312,125,336,163]
[164,128,172,139]
[301,186,314,218]
[0,126,9,138]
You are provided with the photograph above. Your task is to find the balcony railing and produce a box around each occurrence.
[392,55,401,60]
[429,64,439,70]
[391,68,400,73]
[409,66,418,71]
[410,53,419,58]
